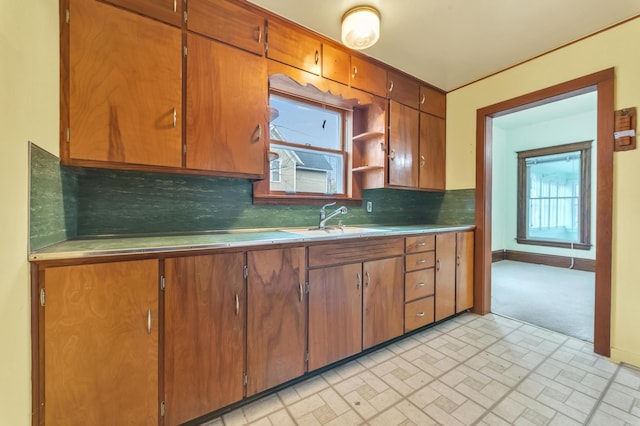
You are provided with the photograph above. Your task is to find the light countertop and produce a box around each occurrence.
[29,224,475,262]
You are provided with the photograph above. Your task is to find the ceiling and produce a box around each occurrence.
[493,91,597,130]
[248,0,640,92]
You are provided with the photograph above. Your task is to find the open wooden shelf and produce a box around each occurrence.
[352,131,384,143]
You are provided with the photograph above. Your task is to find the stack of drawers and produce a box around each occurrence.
[404,235,436,332]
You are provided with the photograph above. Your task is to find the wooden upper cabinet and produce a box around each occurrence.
[102,0,183,26]
[164,253,246,426]
[420,85,446,118]
[188,0,265,56]
[186,33,267,177]
[67,0,182,168]
[267,20,321,75]
[350,56,387,97]
[388,100,419,187]
[419,112,446,190]
[43,260,159,425]
[322,43,350,85]
[388,71,420,109]
[246,247,306,396]
[363,257,404,349]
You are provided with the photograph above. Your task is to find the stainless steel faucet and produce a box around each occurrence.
[319,202,348,229]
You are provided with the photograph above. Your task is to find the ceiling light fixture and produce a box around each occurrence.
[341,6,380,50]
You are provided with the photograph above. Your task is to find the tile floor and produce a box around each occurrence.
[202,313,640,425]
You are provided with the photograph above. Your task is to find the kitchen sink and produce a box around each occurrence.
[280,226,386,237]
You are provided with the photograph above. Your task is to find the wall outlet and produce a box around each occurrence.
[366,201,373,213]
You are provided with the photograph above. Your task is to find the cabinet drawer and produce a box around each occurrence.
[405,297,434,332]
[405,235,435,253]
[405,269,434,302]
[309,238,404,267]
[405,251,435,272]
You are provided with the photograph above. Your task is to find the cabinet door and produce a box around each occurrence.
[43,260,159,425]
[456,231,475,312]
[350,56,387,97]
[247,247,306,396]
[188,0,264,56]
[363,257,404,349]
[419,112,446,190]
[322,43,350,85]
[267,20,321,75]
[435,233,457,321]
[68,0,183,167]
[388,100,419,187]
[308,263,362,371]
[420,86,446,118]
[186,33,267,177]
[388,71,419,109]
[164,253,245,426]
[102,0,183,26]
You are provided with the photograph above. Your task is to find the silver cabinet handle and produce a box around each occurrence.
[365,271,370,288]
[257,26,262,43]
[436,259,441,271]
[389,80,394,92]
[173,108,177,128]
[457,255,461,266]
[314,50,319,64]
[173,0,177,13]
[420,155,425,168]
[258,123,262,141]
[147,308,152,334]
[356,273,361,290]
[352,65,358,79]
[299,282,304,302]
[416,311,426,317]
[417,241,427,247]
[416,259,427,264]
[420,93,426,105]
[235,294,239,316]
[389,149,396,160]
[416,282,426,288]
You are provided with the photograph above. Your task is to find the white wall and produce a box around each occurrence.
[492,108,597,259]
[0,0,59,424]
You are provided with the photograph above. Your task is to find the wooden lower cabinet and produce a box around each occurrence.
[41,259,159,425]
[363,257,404,349]
[456,231,475,312]
[308,263,363,371]
[434,231,475,322]
[435,233,457,321]
[164,253,245,426]
[246,247,306,396]
[308,255,404,370]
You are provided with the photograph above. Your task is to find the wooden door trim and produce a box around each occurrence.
[473,68,614,356]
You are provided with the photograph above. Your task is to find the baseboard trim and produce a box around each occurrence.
[495,250,595,272]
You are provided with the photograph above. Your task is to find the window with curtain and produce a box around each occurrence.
[517,141,592,249]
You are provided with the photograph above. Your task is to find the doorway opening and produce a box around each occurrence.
[473,68,614,356]
[490,91,597,342]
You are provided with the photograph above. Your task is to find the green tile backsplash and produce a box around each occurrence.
[29,143,78,250]
[29,145,474,243]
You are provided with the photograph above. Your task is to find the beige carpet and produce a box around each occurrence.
[491,260,595,342]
